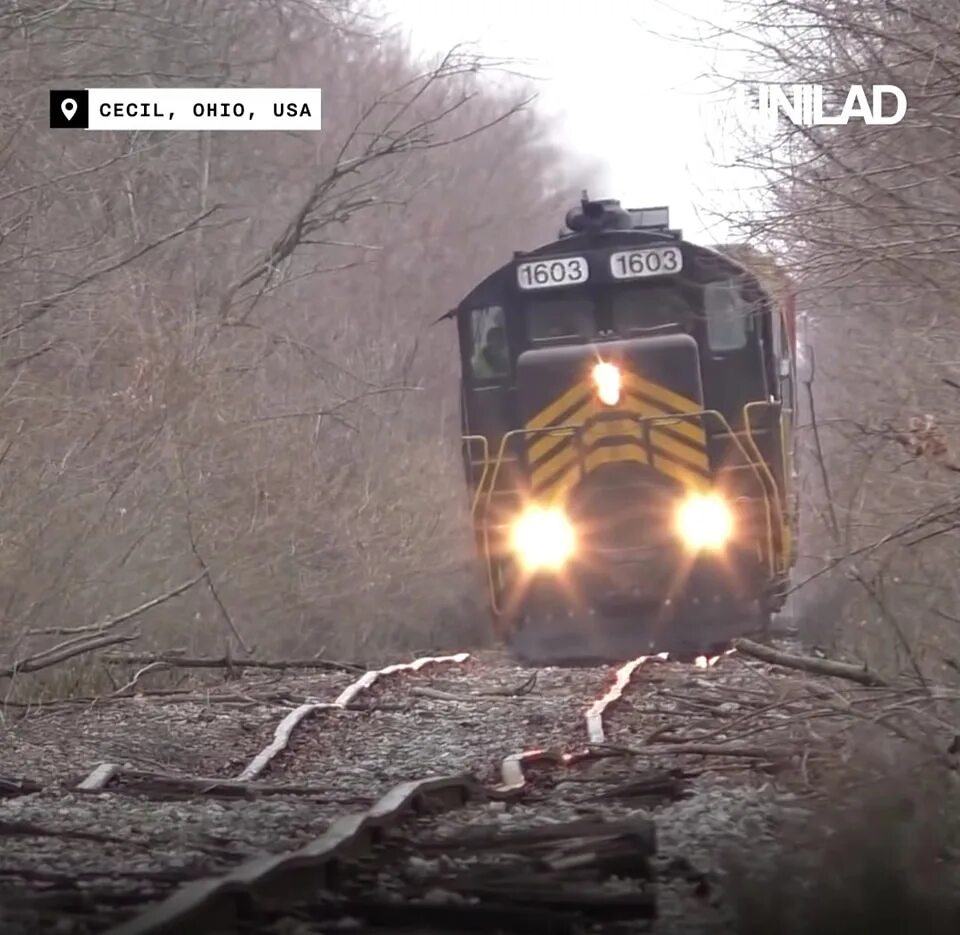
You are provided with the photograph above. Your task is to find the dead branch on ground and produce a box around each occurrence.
[73,764,373,801]
[103,651,364,673]
[0,633,138,678]
[734,639,888,687]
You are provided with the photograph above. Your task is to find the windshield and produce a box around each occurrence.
[520,265,761,348]
[526,294,596,341]
[610,283,694,333]
[524,282,694,343]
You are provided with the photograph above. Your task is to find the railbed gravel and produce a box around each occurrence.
[264,657,611,788]
[3,670,361,783]
[244,776,799,934]
[2,646,822,933]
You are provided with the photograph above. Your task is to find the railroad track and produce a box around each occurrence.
[0,638,916,934]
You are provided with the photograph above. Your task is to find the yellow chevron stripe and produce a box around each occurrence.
[531,441,579,488]
[582,418,640,445]
[530,408,708,487]
[535,443,709,503]
[532,426,710,492]
[619,392,705,446]
[525,381,591,430]
[527,386,706,462]
[623,371,701,413]
[522,368,711,499]
[582,420,706,470]
[528,397,595,462]
[528,399,661,465]
[585,412,710,470]
[643,425,709,471]
[582,443,707,492]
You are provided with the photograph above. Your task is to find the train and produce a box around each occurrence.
[448,196,798,664]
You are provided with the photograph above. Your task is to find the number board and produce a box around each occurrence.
[516,256,588,290]
[609,246,682,280]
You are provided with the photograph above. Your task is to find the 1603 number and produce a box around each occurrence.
[609,246,682,280]
[517,256,588,290]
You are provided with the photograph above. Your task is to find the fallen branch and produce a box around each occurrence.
[642,742,787,759]
[0,689,407,710]
[479,673,538,697]
[1,633,138,678]
[409,674,537,702]
[409,686,474,702]
[597,741,789,760]
[420,815,656,854]
[594,770,687,802]
[0,819,134,846]
[111,660,170,696]
[103,652,365,674]
[0,776,42,797]
[733,638,888,687]
[74,766,373,801]
[409,685,533,703]
[26,573,206,637]
[0,865,206,885]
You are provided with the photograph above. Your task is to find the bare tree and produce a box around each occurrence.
[717,0,960,675]
[0,0,597,695]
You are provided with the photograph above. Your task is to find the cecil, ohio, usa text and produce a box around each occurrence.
[98,101,315,119]
[86,89,322,131]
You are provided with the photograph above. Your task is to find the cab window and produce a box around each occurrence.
[611,284,693,334]
[526,295,595,342]
[703,279,754,351]
[469,306,509,380]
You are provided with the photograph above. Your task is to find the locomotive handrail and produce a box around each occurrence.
[742,400,789,577]
[461,434,491,519]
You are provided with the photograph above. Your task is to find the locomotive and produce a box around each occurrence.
[449,197,798,664]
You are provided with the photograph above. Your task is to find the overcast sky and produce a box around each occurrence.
[377,0,762,244]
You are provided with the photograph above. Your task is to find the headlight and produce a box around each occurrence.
[592,361,621,406]
[510,506,576,571]
[675,493,733,551]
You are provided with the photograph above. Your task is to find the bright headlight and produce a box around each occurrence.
[510,506,576,571]
[675,493,733,551]
[592,361,621,406]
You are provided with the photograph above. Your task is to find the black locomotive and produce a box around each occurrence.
[449,197,798,664]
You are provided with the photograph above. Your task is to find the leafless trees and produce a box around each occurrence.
[721,0,960,673]
[0,0,593,691]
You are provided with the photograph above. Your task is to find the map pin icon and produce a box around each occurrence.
[60,98,77,121]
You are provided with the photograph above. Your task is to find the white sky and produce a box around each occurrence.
[377,0,763,244]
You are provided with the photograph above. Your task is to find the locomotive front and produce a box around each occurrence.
[456,198,789,664]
